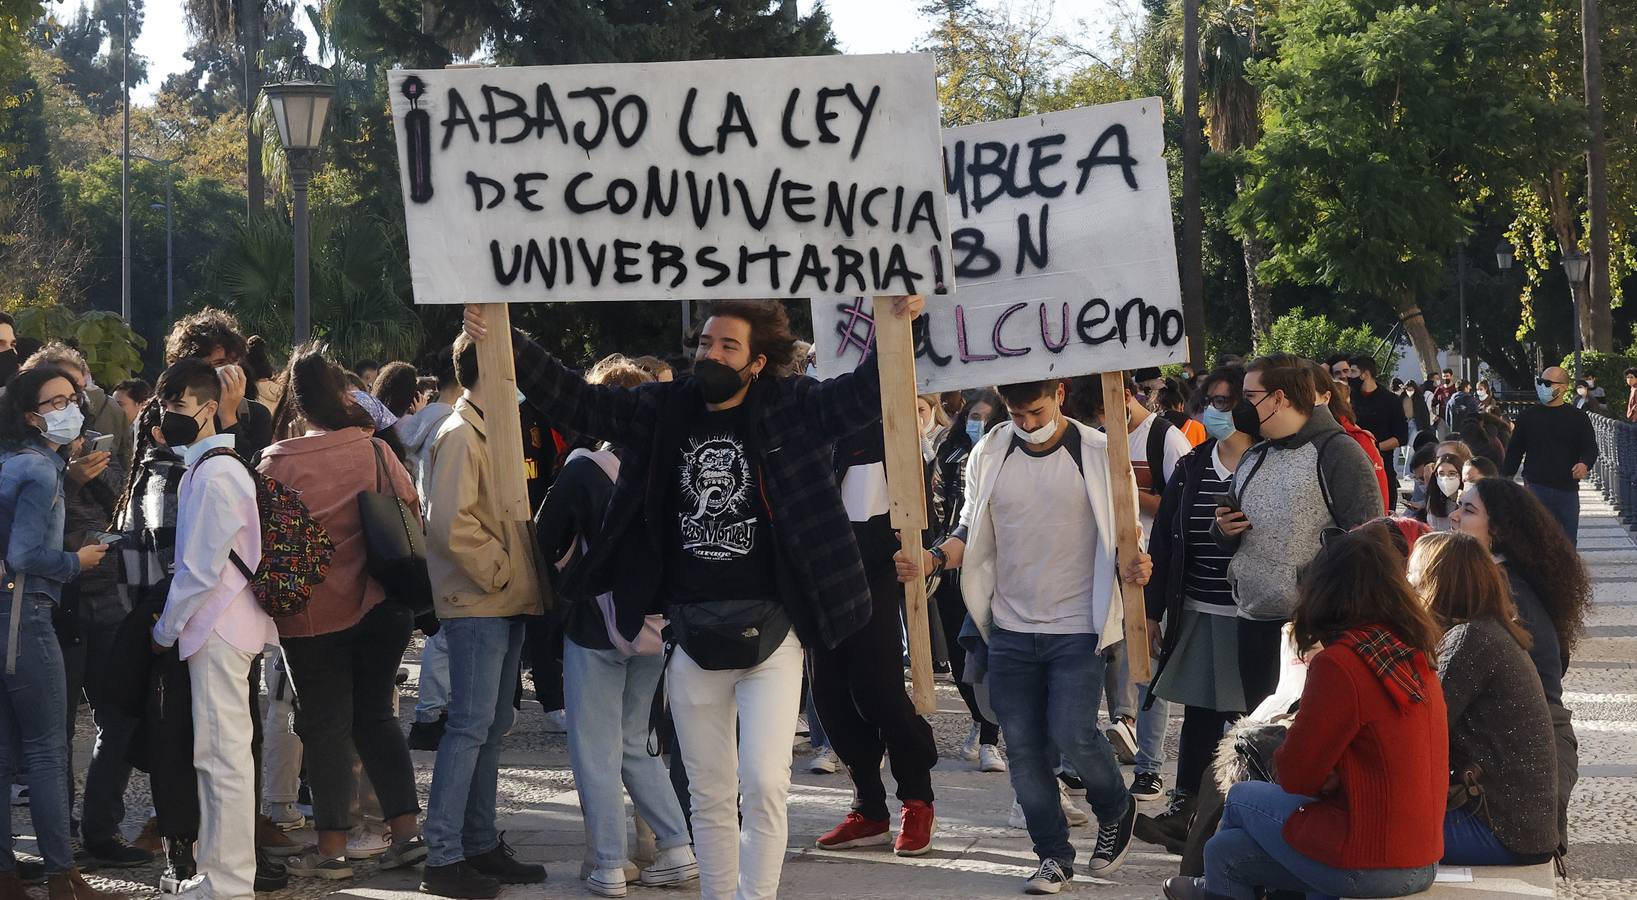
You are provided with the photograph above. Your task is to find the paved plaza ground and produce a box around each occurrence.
[25,485,1637,898]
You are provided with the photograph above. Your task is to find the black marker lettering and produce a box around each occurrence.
[1016,205,1048,274]
[643,167,679,219]
[790,244,830,294]
[734,169,780,231]
[952,227,1000,279]
[612,94,647,147]
[824,182,857,236]
[833,247,866,293]
[677,89,712,156]
[846,84,880,160]
[716,92,758,152]
[1076,298,1115,345]
[533,83,569,144]
[781,89,810,148]
[513,172,549,211]
[568,86,616,151]
[781,179,815,223]
[649,241,687,288]
[612,239,642,283]
[738,245,791,289]
[490,240,522,285]
[564,173,606,213]
[607,178,637,214]
[1076,124,1140,192]
[441,89,478,149]
[466,171,505,211]
[575,238,608,285]
[697,245,730,286]
[814,87,846,145]
[1027,134,1068,197]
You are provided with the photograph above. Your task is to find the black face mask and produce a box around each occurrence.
[1231,400,1263,441]
[160,409,205,447]
[0,349,17,387]
[693,358,752,405]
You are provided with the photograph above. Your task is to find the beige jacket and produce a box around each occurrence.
[425,398,547,620]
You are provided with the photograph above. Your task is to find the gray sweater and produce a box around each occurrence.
[1438,618,1559,860]
[1212,406,1385,620]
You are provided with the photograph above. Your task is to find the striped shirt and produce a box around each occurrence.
[1183,444,1236,606]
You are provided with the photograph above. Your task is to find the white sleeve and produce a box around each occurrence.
[1161,426,1192,484]
[153,465,254,647]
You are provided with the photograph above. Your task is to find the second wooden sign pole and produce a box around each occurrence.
[872,295,938,717]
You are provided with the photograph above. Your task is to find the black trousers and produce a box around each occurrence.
[1236,618,1286,713]
[936,580,998,744]
[1175,705,1237,796]
[280,602,420,831]
[810,572,938,821]
[60,615,137,843]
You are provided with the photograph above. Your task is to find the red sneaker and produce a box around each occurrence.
[894,800,936,857]
[816,812,891,850]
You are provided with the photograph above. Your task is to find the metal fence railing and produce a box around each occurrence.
[1588,413,1637,528]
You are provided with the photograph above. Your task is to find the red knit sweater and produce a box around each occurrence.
[1274,644,1448,869]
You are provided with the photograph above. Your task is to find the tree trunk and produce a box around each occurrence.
[1541,173,1594,355]
[1242,236,1274,344]
[245,0,263,217]
[1583,0,1613,352]
[1387,289,1441,375]
[1180,0,1205,368]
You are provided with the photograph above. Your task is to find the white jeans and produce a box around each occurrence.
[190,634,260,900]
[668,633,803,900]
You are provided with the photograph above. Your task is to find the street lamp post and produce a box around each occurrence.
[1564,249,1590,388]
[1457,253,1469,383]
[263,81,335,346]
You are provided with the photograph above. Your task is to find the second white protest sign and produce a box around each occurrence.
[388,55,953,305]
[811,99,1183,391]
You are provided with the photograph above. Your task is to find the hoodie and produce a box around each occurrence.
[1212,405,1384,620]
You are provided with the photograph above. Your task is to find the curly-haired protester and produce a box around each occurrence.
[163,309,273,459]
[1450,476,1589,852]
[467,296,923,900]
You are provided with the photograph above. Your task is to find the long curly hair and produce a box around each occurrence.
[1469,478,1591,653]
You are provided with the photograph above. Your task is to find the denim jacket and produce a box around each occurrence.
[0,440,80,603]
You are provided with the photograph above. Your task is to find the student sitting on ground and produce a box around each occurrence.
[1408,532,1559,866]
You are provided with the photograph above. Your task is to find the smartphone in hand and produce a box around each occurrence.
[1211,491,1241,513]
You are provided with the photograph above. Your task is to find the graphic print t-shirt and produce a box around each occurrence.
[665,404,777,605]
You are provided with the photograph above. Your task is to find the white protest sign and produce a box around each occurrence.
[810,99,1183,391]
[387,55,953,304]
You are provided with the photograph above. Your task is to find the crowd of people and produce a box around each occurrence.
[0,303,1596,900]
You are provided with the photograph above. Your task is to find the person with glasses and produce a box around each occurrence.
[1501,366,1597,544]
[0,366,123,900]
[1211,354,1384,711]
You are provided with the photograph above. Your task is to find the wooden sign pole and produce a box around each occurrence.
[1100,371,1151,683]
[472,303,532,525]
[872,295,937,717]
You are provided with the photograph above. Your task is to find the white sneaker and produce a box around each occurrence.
[639,846,698,886]
[1059,786,1089,826]
[587,865,628,898]
[266,802,306,831]
[344,828,391,860]
[1008,801,1029,829]
[1105,719,1138,764]
[959,723,981,762]
[795,714,810,736]
[979,744,1007,773]
[542,709,568,734]
[809,747,838,774]
[578,853,638,882]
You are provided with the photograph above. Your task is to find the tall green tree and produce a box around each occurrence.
[1232,0,1573,373]
[36,0,146,116]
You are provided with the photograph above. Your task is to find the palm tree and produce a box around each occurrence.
[1162,0,1273,340]
[181,0,270,216]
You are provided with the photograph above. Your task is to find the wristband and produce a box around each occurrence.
[928,544,948,573]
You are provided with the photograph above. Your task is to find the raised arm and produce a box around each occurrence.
[507,325,655,450]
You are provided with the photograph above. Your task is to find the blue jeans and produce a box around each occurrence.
[986,628,1131,871]
[1527,482,1580,545]
[804,679,828,751]
[0,595,73,872]
[416,629,451,723]
[1443,807,1522,866]
[1205,781,1437,900]
[562,638,690,868]
[424,616,526,867]
[1134,680,1169,775]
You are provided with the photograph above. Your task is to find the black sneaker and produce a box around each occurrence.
[1131,771,1165,801]
[1086,798,1136,876]
[466,837,545,884]
[421,861,501,899]
[83,836,155,868]
[16,859,45,885]
[1024,858,1070,894]
[255,852,290,892]
[407,714,447,751]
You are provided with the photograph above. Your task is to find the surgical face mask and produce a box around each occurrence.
[1437,475,1462,499]
[965,419,983,445]
[1477,389,1488,400]
[37,404,84,445]
[1537,381,1561,404]
[1017,417,1059,446]
[1202,405,1236,441]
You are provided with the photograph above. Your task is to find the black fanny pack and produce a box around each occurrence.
[666,598,791,671]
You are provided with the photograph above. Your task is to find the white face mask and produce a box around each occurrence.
[1017,417,1059,446]
[1437,475,1462,499]
[37,404,84,445]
